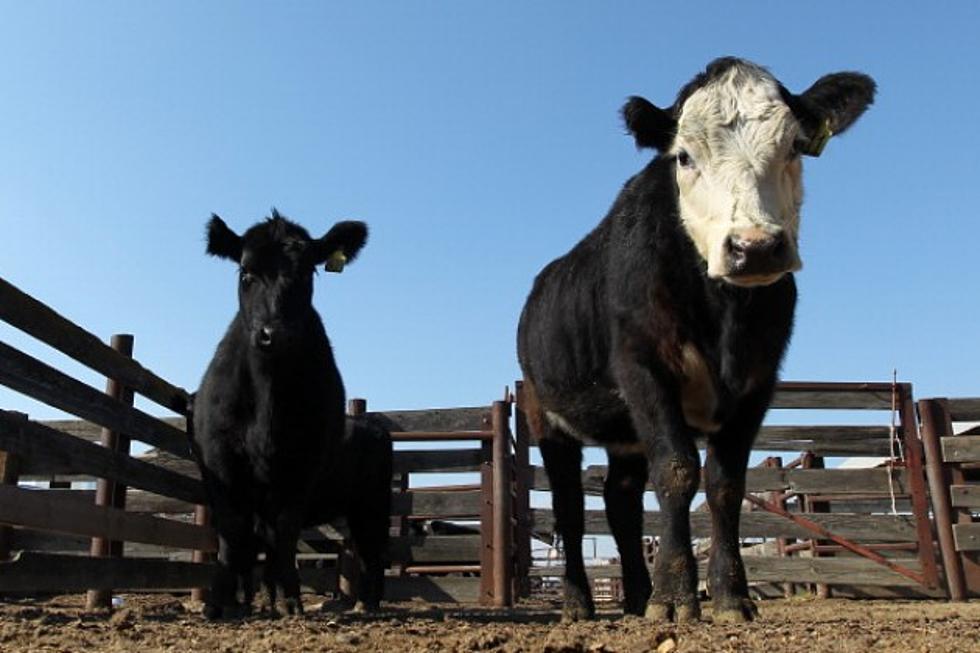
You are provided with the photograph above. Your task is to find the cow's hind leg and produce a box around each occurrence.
[704,397,768,623]
[349,510,388,612]
[539,432,593,622]
[604,451,652,616]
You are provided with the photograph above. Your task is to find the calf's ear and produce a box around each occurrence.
[795,72,876,155]
[311,221,368,273]
[205,215,243,262]
[621,96,676,151]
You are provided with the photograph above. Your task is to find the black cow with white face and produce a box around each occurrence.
[517,58,874,623]
[192,210,390,618]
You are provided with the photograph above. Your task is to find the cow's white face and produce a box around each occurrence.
[673,64,803,286]
[622,58,876,288]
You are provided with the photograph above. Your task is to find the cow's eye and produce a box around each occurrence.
[240,271,255,287]
[676,150,694,169]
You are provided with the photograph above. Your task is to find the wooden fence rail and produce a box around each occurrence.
[513,379,948,601]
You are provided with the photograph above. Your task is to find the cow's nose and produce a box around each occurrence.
[726,233,787,274]
[257,326,275,349]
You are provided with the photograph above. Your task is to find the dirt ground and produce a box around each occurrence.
[1,594,978,653]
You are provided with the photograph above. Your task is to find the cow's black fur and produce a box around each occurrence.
[517,58,874,623]
[192,210,390,618]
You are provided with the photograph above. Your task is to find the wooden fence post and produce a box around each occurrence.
[87,334,135,611]
[801,452,831,599]
[479,425,495,605]
[491,400,513,607]
[919,398,967,600]
[764,456,794,598]
[513,382,531,600]
[898,383,941,590]
[0,412,26,562]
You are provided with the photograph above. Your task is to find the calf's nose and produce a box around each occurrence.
[256,326,275,349]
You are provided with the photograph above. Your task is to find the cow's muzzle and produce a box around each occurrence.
[254,325,276,351]
[723,231,792,285]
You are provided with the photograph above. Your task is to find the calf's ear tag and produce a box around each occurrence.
[803,119,833,157]
[325,250,347,273]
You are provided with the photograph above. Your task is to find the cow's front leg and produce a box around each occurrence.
[615,360,701,622]
[539,433,593,622]
[258,506,305,616]
[202,486,255,620]
[604,452,652,615]
[704,397,768,623]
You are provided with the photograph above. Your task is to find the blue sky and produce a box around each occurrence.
[2,2,978,427]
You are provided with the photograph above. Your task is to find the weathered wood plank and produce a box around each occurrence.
[771,383,895,410]
[60,488,481,518]
[0,276,191,415]
[386,534,483,563]
[942,436,980,463]
[953,523,980,552]
[42,490,197,515]
[394,449,484,474]
[531,465,910,496]
[391,491,482,518]
[384,575,481,603]
[754,425,893,456]
[948,397,980,422]
[0,342,191,459]
[531,557,924,587]
[531,509,917,542]
[38,417,185,443]
[0,551,212,592]
[0,485,217,552]
[367,407,491,433]
[0,412,204,504]
[949,484,980,509]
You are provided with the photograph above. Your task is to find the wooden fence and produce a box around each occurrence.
[0,275,517,607]
[1,272,973,607]
[918,396,980,600]
[513,380,951,600]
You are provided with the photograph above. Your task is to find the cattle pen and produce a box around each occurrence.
[1,273,979,648]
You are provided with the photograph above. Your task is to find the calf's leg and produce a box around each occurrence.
[603,452,652,615]
[539,433,593,622]
[615,359,701,622]
[704,397,768,622]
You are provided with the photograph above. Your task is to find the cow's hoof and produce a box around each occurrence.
[284,597,304,616]
[561,600,595,623]
[712,597,758,623]
[645,600,701,623]
[202,602,250,621]
[352,600,380,614]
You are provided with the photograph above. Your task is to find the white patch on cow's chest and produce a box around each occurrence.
[679,343,721,433]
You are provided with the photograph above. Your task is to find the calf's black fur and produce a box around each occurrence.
[192,210,390,618]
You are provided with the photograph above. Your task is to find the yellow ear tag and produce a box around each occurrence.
[803,119,833,157]
[325,250,347,273]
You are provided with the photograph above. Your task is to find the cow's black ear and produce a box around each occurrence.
[205,214,242,262]
[311,221,368,272]
[621,96,676,151]
[798,72,876,138]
